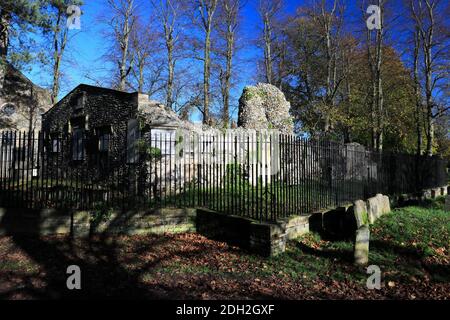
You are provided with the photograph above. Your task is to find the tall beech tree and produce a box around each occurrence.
[410,0,449,156]
[46,0,83,104]
[105,0,137,91]
[258,0,282,85]
[217,0,240,127]
[151,0,181,111]
[196,0,219,125]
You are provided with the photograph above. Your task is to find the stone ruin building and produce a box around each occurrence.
[0,61,51,131]
[237,83,294,134]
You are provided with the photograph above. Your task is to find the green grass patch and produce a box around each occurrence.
[228,200,449,285]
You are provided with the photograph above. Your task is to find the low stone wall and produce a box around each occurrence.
[1,206,310,256]
[2,186,444,258]
[196,209,309,257]
[286,216,309,239]
[196,209,253,248]
[391,185,449,206]
[249,222,286,257]
[91,208,196,235]
[0,207,196,237]
[309,204,357,238]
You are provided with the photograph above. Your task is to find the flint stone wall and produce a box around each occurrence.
[238,83,294,134]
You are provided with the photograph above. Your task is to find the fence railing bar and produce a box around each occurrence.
[0,130,446,221]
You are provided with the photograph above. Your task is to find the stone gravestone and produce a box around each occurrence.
[353,200,369,228]
[445,196,450,212]
[366,196,379,224]
[354,225,370,265]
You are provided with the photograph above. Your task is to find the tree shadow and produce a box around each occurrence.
[290,241,354,264]
[0,206,208,299]
[369,239,450,282]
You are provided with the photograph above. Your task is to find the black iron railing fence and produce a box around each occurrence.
[0,130,447,221]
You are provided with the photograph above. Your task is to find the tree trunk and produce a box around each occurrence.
[117,0,134,91]
[221,2,236,128]
[413,27,422,155]
[119,23,130,91]
[324,15,333,133]
[222,31,233,126]
[263,13,273,84]
[51,12,68,105]
[203,28,211,124]
[166,36,174,110]
[0,9,11,59]
[410,0,436,156]
[367,28,377,149]
[425,103,433,156]
[375,0,384,151]
[200,0,218,125]
[138,59,144,93]
[424,38,434,156]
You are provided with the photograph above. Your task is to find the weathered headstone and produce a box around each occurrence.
[445,196,450,212]
[353,200,369,228]
[380,195,391,215]
[366,194,391,224]
[366,196,380,224]
[354,225,370,265]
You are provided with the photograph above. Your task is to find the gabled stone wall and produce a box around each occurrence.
[0,62,51,131]
[41,85,139,180]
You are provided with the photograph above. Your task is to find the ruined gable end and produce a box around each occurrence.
[0,62,52,131]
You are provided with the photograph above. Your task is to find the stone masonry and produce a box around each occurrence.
[238,83,294,134]
[0,61,51,131]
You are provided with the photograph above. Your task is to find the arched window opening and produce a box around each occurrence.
[1,103,17,116]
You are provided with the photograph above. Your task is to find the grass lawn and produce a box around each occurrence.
[0,198,448,299]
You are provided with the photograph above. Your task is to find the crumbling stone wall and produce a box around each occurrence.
[238,83,294,134]
[0,62,51,131]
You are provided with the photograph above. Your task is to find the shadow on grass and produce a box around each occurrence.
[287,233,449,284]
[292,241,354,264]
[369,239,450,283]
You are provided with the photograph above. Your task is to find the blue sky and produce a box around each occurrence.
[27,0,299,121]
[24,0,412,122]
